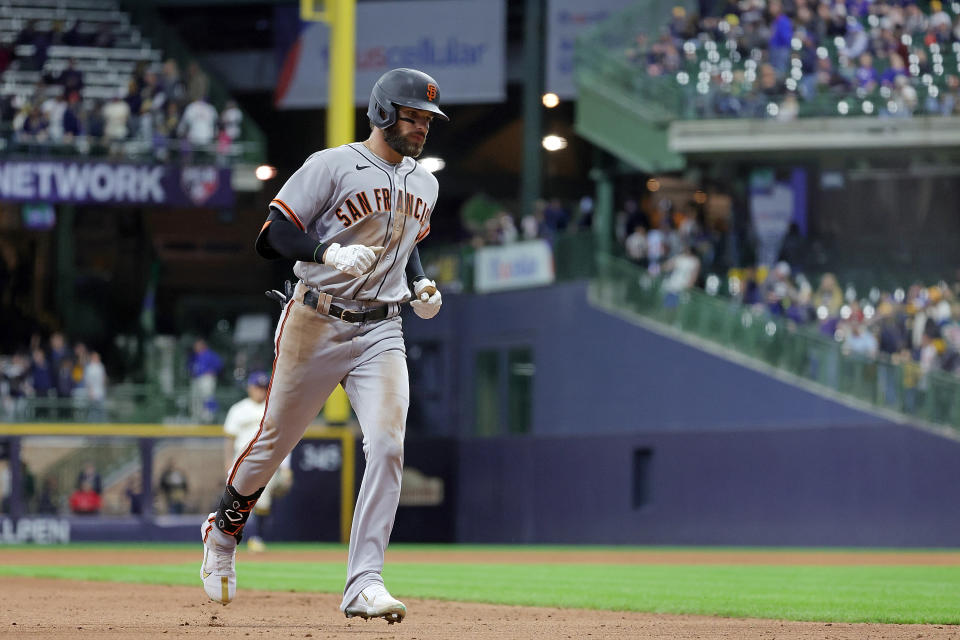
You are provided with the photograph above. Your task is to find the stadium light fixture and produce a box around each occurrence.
[255,165,277,181]
[542,92,560,108]
[418,157,446,173]
[542,135,567,151]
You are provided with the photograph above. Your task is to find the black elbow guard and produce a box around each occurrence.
[255,209,284,260]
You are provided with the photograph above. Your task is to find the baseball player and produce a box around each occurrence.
[221,371,292,552]
[200,68,446,624]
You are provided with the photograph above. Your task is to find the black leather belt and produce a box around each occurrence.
[303,290,389,323]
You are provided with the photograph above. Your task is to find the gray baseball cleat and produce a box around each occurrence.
[344,584,406,624]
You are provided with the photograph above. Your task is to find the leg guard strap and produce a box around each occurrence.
[214,484,264,543]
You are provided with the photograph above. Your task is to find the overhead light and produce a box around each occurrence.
[542,92,560,108]
[418,157,446,173]
[542,135,567,151]
[255,165,277,181]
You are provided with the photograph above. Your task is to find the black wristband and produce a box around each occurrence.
[312,242,328,264]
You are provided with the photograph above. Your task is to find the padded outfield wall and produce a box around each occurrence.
[397,281,960,547]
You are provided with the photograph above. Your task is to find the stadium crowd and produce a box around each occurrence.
[727,261,960,378]
[0,331,107,422]
[0,21,244,159]
[627,0,960,118]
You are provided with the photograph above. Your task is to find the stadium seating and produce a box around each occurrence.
[0,0,264,163]
[587,0,960,120]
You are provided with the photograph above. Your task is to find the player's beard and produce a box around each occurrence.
[384,124,425,158]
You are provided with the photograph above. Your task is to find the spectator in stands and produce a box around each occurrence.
[177,94,218,148]
[575,195,594,230]
[29,348,53,400]
[159,461,189,514]
[159,100,181,139]
[877,302,908,356]
[15,21,49,71]
[71,343,88,388]
[880,53,909,87]
[125,475,143,515]
[841,20,869,59]
[36,476,58,514]
[1,353,30,420]
[520,205,543,241]
[62,93,84,141]
[625,225,648,266]
[542,198,569,236]
[886,75,918,117]
[768,0,793,73]
[76,462,102,495]
[844,321,879,359]
[814,273,844,317]
[15,105,49,143]
[124,78,143,121]
[498,211,519,243]
[161,59,187,105]
[84,351,107,422]
[855,53,879,92]
[51,334,76,375]
[219,99,243,143]
[42,94,68,143]
[662,244,702,307]
[189,339,222,423]
[85,98,105,143]
[69,479,102,515]
[55,357,74,418]
[777,92,799,120]
[102,89,131,144]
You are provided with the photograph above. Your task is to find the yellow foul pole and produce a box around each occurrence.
[326,0,356,148]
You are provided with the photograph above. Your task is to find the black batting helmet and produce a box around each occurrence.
[367,68,449,129]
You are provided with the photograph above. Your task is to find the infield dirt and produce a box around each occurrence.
[1,548,958,639]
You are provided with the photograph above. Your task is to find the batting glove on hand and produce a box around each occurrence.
[323,243,384,277]
[411,278,442,319]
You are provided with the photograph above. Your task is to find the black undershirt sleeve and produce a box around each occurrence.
[256,210,327,262]
[405,246,426,287]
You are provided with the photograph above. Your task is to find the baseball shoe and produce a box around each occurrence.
[344,584,406,624]
[200,513,236,605]
[247,536,267,553]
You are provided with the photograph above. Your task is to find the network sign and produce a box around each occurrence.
[276,0,505,108]
[0,159,234,208]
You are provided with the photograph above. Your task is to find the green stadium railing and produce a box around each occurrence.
[592,253,960,432]
[5,382,245,425]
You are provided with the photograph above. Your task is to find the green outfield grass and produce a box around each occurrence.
[0,545,958,624]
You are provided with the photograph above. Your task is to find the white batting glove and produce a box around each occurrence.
[411,278,442,319]
[323,243,384,277]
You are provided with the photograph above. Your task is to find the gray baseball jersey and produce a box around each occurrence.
[269,142,436,303]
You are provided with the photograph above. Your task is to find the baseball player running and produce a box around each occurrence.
[200,68,446,624]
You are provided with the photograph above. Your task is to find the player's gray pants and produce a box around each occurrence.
[227,282,408,611]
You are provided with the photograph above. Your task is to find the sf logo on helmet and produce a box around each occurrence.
[426,83,438,101]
